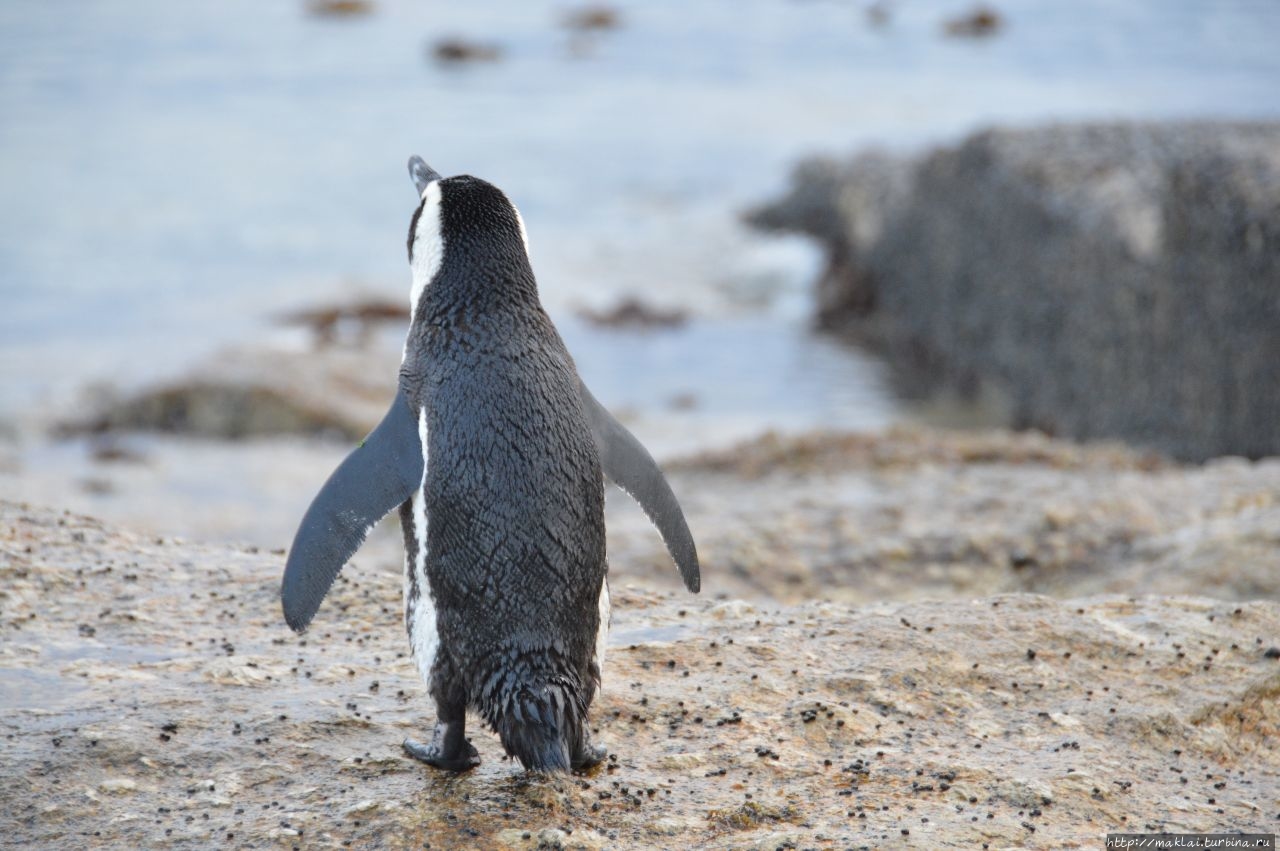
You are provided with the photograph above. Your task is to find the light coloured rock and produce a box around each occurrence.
[995,777,1053,809]
[496,829,530,846]
[98,778,138,794]
[657,752,708,770]
[645,816,690,836]
[202,656,276,687]
[344,799,379,816]
[706,600,756,620]
[496,827,607,850]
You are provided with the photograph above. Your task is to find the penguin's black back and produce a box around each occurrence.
[404,176,606,770]
[420,308,604,670]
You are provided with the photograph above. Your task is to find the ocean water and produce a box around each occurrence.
[2,0,1278,437]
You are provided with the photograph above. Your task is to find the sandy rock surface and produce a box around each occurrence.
[3,500,1279,849]
[5,425,1280,608]
[9,425,1280,611]
[618,429,1280,604]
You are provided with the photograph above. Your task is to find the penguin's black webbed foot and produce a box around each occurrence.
[403,736,480,771]
[571,738,607,770]
[403,722,480,771]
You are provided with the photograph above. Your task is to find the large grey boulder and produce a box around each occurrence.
[749,123,1280,461]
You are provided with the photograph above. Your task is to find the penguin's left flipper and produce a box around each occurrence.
[281,388,424,632]
[578,380,701,593]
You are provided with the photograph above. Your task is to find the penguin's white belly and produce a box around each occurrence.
[404,409,438,684]
[407,586,438,683]
[595,574,610,686]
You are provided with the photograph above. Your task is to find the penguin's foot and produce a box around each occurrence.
[403,736,480,771]
[403,722,480,772]
[571,738,607,770]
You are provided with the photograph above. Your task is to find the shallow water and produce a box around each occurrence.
[2,0,1278,432]
[562,315,901,455]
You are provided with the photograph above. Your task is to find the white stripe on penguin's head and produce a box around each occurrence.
[512,203,531,255]
[409,180,444,319]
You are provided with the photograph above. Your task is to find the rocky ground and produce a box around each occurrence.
[3,425,1279,849]
[657,428,1280,604]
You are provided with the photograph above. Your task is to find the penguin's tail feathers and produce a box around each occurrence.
[493,678,588,773]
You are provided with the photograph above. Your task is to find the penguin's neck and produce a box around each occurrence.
[413,248,541,327]
[400,290,552,387]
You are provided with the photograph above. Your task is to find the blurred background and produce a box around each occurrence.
[1,0,1278,550]
[7,6,1280,843]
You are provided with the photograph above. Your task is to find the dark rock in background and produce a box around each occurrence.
[575,296,690,329]
[748,122,1280,461]
[57,345,398,441]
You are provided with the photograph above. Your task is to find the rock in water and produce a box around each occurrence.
[748,122,1280,461]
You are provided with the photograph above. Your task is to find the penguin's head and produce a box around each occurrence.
[405,156,533,318]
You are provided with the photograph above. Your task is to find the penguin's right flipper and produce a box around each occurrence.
[281,388,424,632]
[578,380,701,593]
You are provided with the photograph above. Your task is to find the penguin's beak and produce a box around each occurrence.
[408,156,442,196]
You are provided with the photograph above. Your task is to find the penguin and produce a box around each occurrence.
[281,156,700,773]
